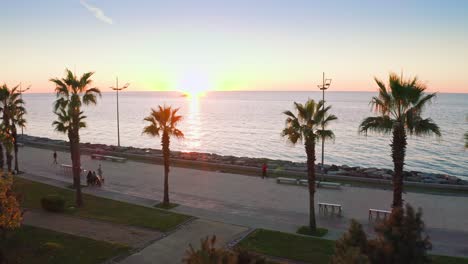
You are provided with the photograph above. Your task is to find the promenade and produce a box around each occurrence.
[19,146,468,258]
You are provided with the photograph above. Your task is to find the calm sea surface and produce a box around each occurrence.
[22,91,467,179]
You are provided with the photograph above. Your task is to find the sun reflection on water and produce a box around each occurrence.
[183,94,202,151]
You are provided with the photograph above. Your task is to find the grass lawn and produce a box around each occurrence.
[154,202,180,210]
[238,229,468,264]
[0,225,129,264]
[13,177,192,232]
[296,226,328,237]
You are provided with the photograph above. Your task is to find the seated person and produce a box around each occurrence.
[86,171,94,186]
[92,171,102,187]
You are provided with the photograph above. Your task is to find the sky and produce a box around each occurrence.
[1,0,468,94]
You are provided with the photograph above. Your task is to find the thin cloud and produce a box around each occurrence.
[80,0,113,24]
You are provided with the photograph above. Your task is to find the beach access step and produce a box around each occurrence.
[369,208,391,222]
[318,202,342,216]
[317,181,342,189]
[276,177,298,184]
[91,153,127,163]
[299,179,342,189]
[277,178,342,189]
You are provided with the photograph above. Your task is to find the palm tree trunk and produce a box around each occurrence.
[69,130,83,207]
[162,132,170,205]
[391,124,407,208]
[6,150,12,173]
[0,143,4,170]
[305,140,317,231]
[13,127,19,173]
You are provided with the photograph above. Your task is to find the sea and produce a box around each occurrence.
[22,91,468,179]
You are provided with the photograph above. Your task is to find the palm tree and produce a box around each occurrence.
[0,84,24,173]
[143,105,184,206]
[282,99,337,232]
[465,132,468,149]
[51,69,101,207]
[359,73,441,208]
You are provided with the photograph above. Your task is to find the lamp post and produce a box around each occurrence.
[317,72,331,178]
[18,83,31,138]
[110,77,130,147]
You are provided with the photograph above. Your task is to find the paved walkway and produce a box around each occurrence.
[18,146,468,258]
[121,219,248,264]
[23,209,162,248]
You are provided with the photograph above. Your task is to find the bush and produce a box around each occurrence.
[41,195,65,213]
[331,220,370,264]
[331,205,432,264]
[183,235,266,264]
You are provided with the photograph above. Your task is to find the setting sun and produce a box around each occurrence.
[176,70,211,99]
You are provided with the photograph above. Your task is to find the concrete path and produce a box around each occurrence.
[18,146,468,258]
[120,219,248,264]
[23,209,162,248]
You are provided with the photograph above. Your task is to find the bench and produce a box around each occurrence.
[17,142,24,147]
[60,164,87,178]
[276,177,299,184]
[91,153,127,163]
[369,209,391,221]
[318,202,342,216]
[317,181,342,189]
[298,179,308,185]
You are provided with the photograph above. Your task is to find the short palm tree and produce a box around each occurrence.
[0,84,25,172]
[143,105,184,206]
[51,69,101,207]
[282,99,337,232]
[359,73,440,208]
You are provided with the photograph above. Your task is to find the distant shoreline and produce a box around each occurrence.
[19,134,468,191]
[22,90,468,95]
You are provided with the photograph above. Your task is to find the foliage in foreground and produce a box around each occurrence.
[0,173,23,264]
[332,204,432,264]
[184,235,266,264]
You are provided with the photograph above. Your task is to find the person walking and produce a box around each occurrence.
[53,151,58,164]
[262,163,268,179]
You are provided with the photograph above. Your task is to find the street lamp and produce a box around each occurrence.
[317,72,331,177]
[18,83,31,138]
[110,77,130,147]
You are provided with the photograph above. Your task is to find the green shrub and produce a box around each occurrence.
[41,195,65,212]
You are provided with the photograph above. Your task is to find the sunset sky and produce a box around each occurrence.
[1,0,467,94]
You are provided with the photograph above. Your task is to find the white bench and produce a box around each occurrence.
[298,179,308,185]
[17,142,24,147]
[276,177,298,184]
[317,181,342,189]
[60,164,87,179]
[369,209,391,221]
[319,202,342,216]
[91,153,127,163]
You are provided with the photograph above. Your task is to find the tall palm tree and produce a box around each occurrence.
[465,132,468,149]
[0,84,24,173]
[143,105,184,206]
[12,108,26,173]
[282,99,337,231]
[359,73,440,208]
[51,69,101,207]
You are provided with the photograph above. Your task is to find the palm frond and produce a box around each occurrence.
[359,116,393,135]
